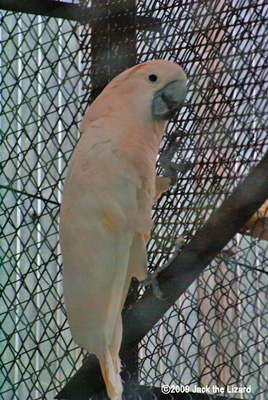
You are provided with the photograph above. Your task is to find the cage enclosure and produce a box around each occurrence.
[1,1,268,400]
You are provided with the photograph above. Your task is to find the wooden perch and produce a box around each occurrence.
[0,0,90,21]
[55,150,268,400]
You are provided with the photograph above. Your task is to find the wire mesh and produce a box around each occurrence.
[1,0,268,399]
[0,5,86,399]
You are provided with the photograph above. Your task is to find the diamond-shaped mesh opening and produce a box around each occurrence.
[1,1,268,400]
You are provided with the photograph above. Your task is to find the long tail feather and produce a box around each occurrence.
[99,347,123,400]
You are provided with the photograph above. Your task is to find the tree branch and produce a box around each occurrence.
[0,0,90,21]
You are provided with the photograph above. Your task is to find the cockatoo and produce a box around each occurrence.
[59,59,187,400]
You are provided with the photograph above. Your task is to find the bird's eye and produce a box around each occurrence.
[148,74,158,83]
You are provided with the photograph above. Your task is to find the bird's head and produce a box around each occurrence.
[81,59,187,135]
[108,59,187,122]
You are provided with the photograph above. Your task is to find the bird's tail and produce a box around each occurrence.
[99,346,123,400]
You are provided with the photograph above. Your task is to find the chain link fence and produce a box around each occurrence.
[1,1,268,399]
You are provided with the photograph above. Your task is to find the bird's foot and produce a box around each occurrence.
[141,270,166,300]
[159,129,192,185]
[141,236,187,300]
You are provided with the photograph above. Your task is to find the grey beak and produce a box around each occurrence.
[152,80,187,121]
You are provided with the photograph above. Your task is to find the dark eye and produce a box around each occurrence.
[148,74,158,82]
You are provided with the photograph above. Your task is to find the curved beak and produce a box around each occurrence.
[152,80,187,121]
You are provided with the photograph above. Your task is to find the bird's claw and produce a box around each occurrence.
[141,272,166,300]
[165,161,193,185]
[159,130,192,185]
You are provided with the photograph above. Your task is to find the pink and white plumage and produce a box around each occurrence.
[59,60,187,400]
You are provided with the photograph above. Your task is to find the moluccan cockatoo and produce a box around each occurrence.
[59,59,187,400]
